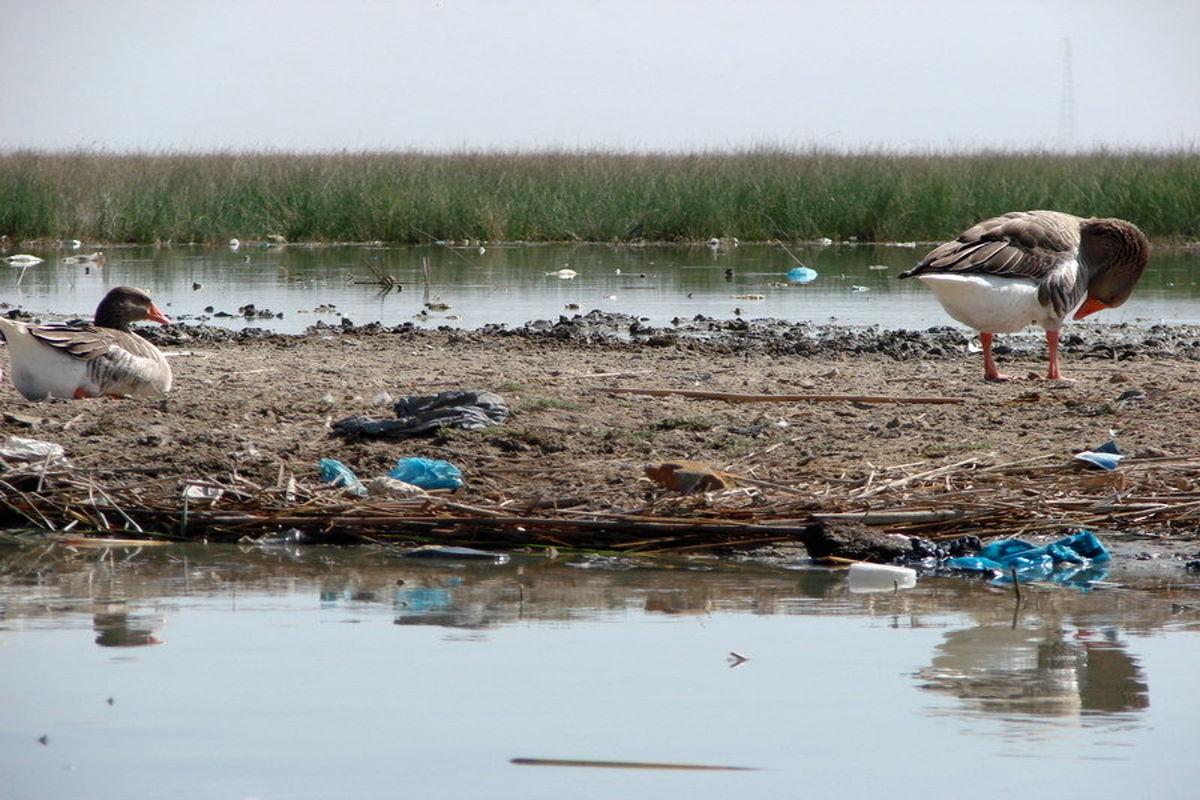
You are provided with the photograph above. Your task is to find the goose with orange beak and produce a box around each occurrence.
[0,286,173,400]
[899,210,1149,381]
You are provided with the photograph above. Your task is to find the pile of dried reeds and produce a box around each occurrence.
[2,449,1198,552]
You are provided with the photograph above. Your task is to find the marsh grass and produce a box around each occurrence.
[1,148,1196,244]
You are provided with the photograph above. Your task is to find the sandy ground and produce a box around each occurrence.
[2,315,1200,570]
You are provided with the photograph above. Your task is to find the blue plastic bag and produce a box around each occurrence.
[1054,530,1110,563]
[947,530,1109,586]
[319,458,367,496]
[388,457,464,490]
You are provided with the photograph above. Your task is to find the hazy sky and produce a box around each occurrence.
[3,0,1197,153]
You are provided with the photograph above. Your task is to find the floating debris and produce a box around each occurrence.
[786,266,818,283]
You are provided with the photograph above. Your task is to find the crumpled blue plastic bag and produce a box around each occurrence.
[947,530,1110,586]
[388,457,464,490]
[319,458,367,496]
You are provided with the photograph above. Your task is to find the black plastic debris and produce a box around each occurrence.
[333,390,509,438]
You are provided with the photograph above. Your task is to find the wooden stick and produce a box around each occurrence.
[591,387,963,405]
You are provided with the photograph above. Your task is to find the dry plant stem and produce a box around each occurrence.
[593,387,964,405]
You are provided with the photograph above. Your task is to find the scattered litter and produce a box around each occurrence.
[319,458,368,497]
[1074,439,1123,470]
[786,266,818,283]
[946,530,1110,585]
[182,483,224,503]
[332,390,508,438]
[366,476,426,499]
[847,561,918,593]
[240,528,306,547]
[0,436,66,465]
[644,461,735,494]
[389,457,464,490]
[546,268,577,279]
[396,544,508,562]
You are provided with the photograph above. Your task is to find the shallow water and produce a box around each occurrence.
[2,543,1198,799]
[4,243,1199,333]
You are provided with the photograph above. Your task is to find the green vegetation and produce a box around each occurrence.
[651,417,715,432]
[515,397,588,413]
[1,148,1197,244]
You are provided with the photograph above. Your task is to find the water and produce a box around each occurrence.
[2,543,1197,800]
[4,243,1199,333]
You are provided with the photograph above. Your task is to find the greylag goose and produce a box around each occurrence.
[0,286,173,400]
[898,210,1148,380]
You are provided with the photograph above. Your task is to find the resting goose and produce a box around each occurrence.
[0,286,173,400]
[898,210,1148,380]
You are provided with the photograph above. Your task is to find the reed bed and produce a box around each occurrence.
[3,452,1197,553]
[2,148,1197,245]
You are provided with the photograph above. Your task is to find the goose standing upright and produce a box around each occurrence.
[898,210,1148,380]
[0,286,173,400]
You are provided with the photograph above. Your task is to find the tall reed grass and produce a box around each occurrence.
[1,148,1196,244]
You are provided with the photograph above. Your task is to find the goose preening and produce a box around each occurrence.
[0,286,173,400]
[898,210,1148,381]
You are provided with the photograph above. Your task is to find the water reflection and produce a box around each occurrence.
[920,624,1149,718]
[92,601,163,647]
[4,541,1198,799]
[0,540,1180,721]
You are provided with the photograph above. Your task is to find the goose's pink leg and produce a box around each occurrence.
[981,333,1013,381]
[1044,330,1072,380]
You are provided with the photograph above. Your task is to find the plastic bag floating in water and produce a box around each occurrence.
[786,266,818,283]
[946,530,1110,586]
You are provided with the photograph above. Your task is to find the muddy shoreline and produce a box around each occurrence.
[2,315,1200,589]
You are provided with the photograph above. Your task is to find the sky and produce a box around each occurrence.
[2,0,1197,153]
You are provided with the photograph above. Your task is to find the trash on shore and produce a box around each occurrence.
[1074,439,1124,470]
[366,476,425,499]
[319,458,368,497]
[389,457,464,490]
[946,530,1110,584]
[644,461,735,494]
[0,436,67,465]
[333,390,508,438]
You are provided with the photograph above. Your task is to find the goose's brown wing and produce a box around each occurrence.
[899,211,1085,316]
[29,324,155,361]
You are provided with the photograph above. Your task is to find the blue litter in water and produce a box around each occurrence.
[1073,439,1124,470]
[977,538,1037,562]
[1054,529,1110,562]
[319,458,368,496]
[946,530,1110,587]
[389,457,465,490]
[786,266,818,283]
